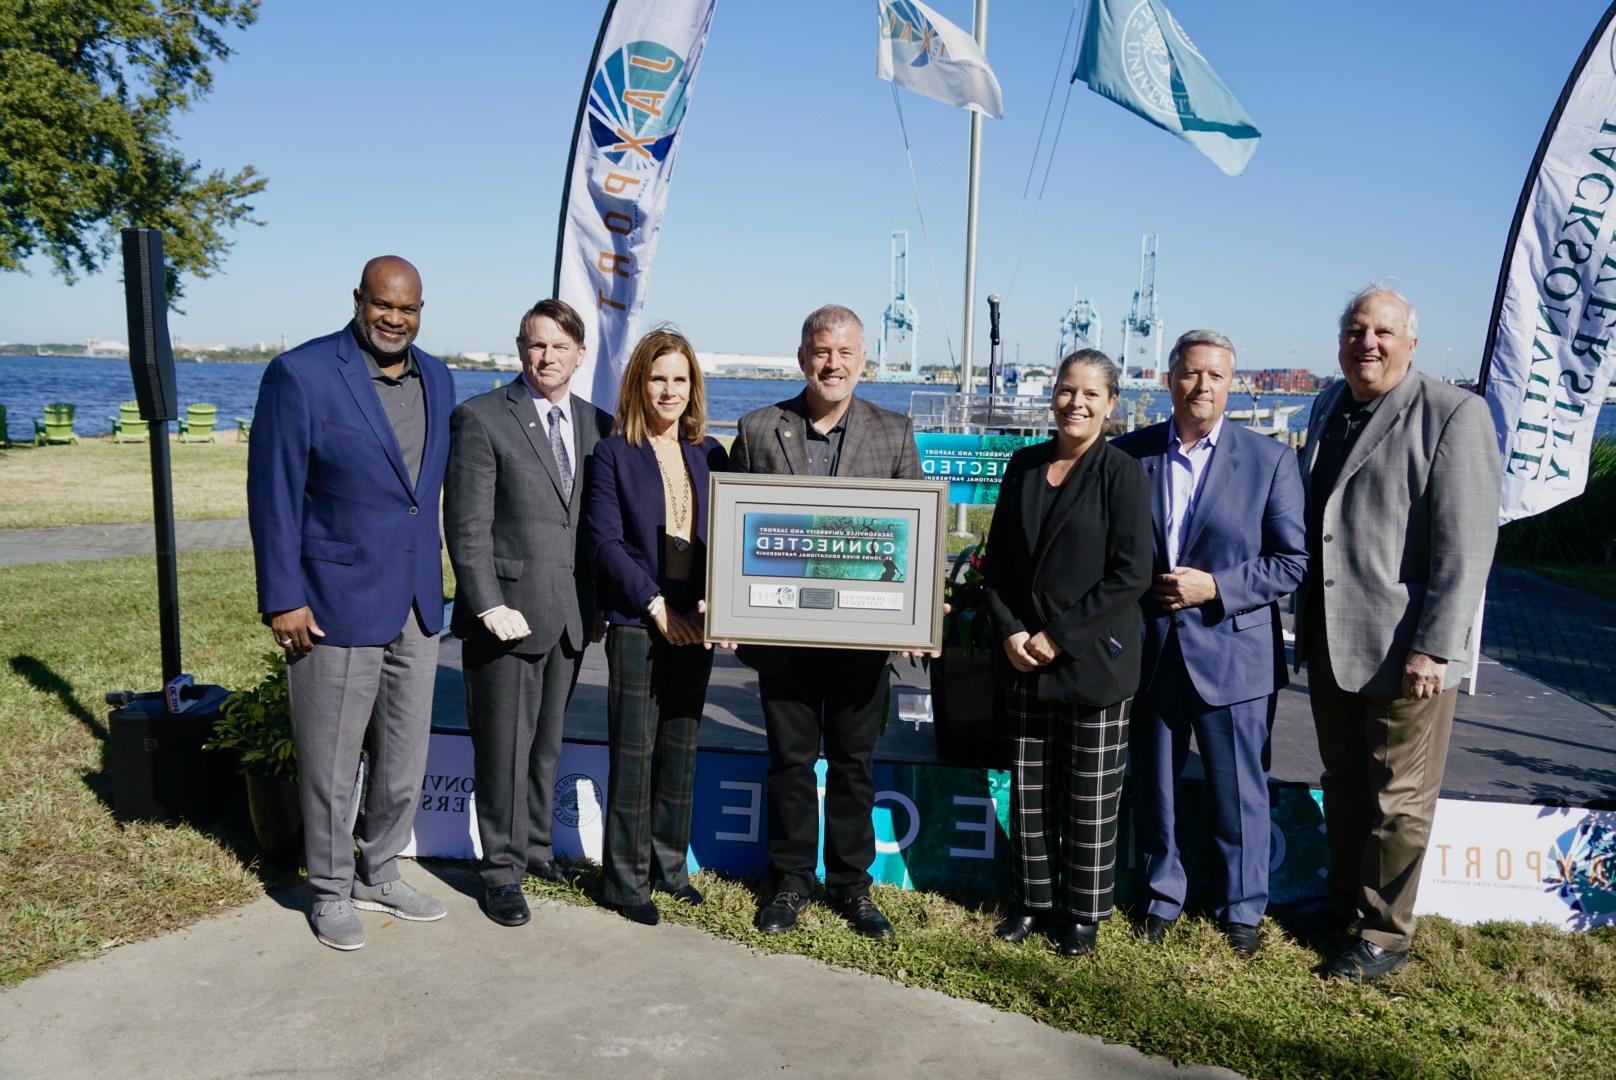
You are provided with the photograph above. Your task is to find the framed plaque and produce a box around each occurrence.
[705,473,947,652]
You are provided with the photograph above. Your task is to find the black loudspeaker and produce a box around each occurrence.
[109,686,241,824]
[121,227,178,422]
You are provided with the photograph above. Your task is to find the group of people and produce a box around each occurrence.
[247,257,1501,987]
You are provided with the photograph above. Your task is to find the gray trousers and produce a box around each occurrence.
[287,610,438,903]
[463,634,582,888]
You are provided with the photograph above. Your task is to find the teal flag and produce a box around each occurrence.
[1073,0,1260,176]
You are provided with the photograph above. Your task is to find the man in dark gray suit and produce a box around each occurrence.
[445,298,612,927]
[729,304,922,940]
[1297,285,1500,983]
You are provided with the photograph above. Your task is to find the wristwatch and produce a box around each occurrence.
[646,594,666,620]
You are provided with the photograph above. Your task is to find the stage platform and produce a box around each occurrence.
[424,615,1616,809]
[406,605,1616,929]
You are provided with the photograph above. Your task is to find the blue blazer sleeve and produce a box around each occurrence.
[247,357,311,616]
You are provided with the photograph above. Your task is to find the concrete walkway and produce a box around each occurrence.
[1483,564,1616,721]
[0,862,1234,1080]
[0,517,251,565]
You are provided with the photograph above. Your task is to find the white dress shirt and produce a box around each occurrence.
[1163,414,1224,570]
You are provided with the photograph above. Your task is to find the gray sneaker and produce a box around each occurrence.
[351,878,448,922]
[311,899,365,951]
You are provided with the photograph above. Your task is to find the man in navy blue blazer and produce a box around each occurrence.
[1113,330,1307,958]
[247,256,455,950]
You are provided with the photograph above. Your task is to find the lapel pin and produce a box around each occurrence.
[783,430,793,438]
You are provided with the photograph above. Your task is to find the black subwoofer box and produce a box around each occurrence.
[109,686,241,823]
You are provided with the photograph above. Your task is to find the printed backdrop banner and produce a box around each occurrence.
[915,433,1040,505]
[1481,4,1616,523]
[552,0,717,411]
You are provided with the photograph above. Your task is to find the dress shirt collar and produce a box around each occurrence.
[1168,412,1225,455]
[351,320,419,382]
[522,376,573,431]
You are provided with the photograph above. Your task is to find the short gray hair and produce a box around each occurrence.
[1339,283,1419,338]
[1168,329,1236,372]
[1055,348,1119,399]
[800,304,864,350]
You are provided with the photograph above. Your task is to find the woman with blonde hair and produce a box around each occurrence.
[585,327,728,925]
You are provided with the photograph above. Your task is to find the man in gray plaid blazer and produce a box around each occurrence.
[728,304,921,940]
[1296,285,1500,983]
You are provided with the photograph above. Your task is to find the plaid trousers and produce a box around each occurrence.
[600,624,713,907]
[1006,675,1132,922]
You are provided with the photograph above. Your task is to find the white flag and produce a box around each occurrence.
[553,0,717,411]
[1482,4,1616,523]
[876,0,1003,118]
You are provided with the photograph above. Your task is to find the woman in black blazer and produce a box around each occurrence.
[586,327,728,926]
[982,349,1152,957]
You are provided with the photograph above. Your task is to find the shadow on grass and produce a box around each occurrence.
[10,653,115,809]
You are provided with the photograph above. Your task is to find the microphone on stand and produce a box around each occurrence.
[987,294,1002,398]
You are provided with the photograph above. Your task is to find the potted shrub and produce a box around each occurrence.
[205,652,301,858]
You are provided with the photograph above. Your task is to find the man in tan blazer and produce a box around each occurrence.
[728,304,921,941]
[1295,285,1500,983]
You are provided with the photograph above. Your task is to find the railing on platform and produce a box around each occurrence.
[908,391,1057,434]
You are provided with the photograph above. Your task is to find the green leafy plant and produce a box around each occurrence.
[204,651,296,781]
[1497,436,1616,563]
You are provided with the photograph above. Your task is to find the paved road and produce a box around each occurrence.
[1483,564,1616,722]
[0,862,1236,1080]
[0,517,251,566]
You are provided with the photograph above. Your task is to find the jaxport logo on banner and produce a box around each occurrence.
[879,2,949,65]
[587,41,692,172]
[1120,0,1204,121]
[1547,816,1616,923]
[555,0,715,410]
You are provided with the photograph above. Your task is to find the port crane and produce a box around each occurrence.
[876,230,920,380]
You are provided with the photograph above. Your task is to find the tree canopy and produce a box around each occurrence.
[0,0,268,299]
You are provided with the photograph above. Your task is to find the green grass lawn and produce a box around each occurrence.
[1510,561,1616,606]
[0,549,272,985]
[0,439,249,528]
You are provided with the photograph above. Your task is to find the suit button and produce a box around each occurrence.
[408,506,419,516]
[1323,533,1333,543]
[562,521,570,529]
[1174,618,1186,629]
[1324,578,1334,588]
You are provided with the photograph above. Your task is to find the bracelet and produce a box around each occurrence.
[646,594,666,619]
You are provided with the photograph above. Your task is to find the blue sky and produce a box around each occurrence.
[1,0,1609,376]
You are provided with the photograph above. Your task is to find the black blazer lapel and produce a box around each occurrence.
[1032,446,1100,577]
[337,332,413,495]
[684,438,711,540]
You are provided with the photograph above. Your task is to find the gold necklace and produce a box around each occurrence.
[652,439,691,549]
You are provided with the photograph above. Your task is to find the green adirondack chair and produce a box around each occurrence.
[33,402,79,445]
[235,414,253,443]
[108,400,149,442]
[177,402,218,443]
[0,404,9,448]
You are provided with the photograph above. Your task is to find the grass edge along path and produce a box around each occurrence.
[515,867,1614,1078]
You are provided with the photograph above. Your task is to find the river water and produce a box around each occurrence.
[3,353,1610,443]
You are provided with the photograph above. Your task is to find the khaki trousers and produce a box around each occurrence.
[1307,629,1456,952]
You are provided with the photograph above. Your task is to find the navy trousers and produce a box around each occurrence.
[1132,634,1276,926]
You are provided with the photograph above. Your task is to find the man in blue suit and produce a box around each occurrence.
[1114,330,1307,957]
[247,256,455,951]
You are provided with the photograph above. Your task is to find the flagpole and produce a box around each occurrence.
[957,0,988,534]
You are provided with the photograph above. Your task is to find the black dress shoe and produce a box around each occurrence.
[1141,914,1177,944]
[481,883,530,927]
[1058,920,1099,958]
[653,881,704,906]
[528,860,572,885]
[1221,921,1260,958]
[1326,937,1407,983]
[605,898,660,926]
[832,893,895,940]
[757,891,811,934]
[994,906,1045,944]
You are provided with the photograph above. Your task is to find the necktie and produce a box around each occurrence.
[548,405,573,503]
